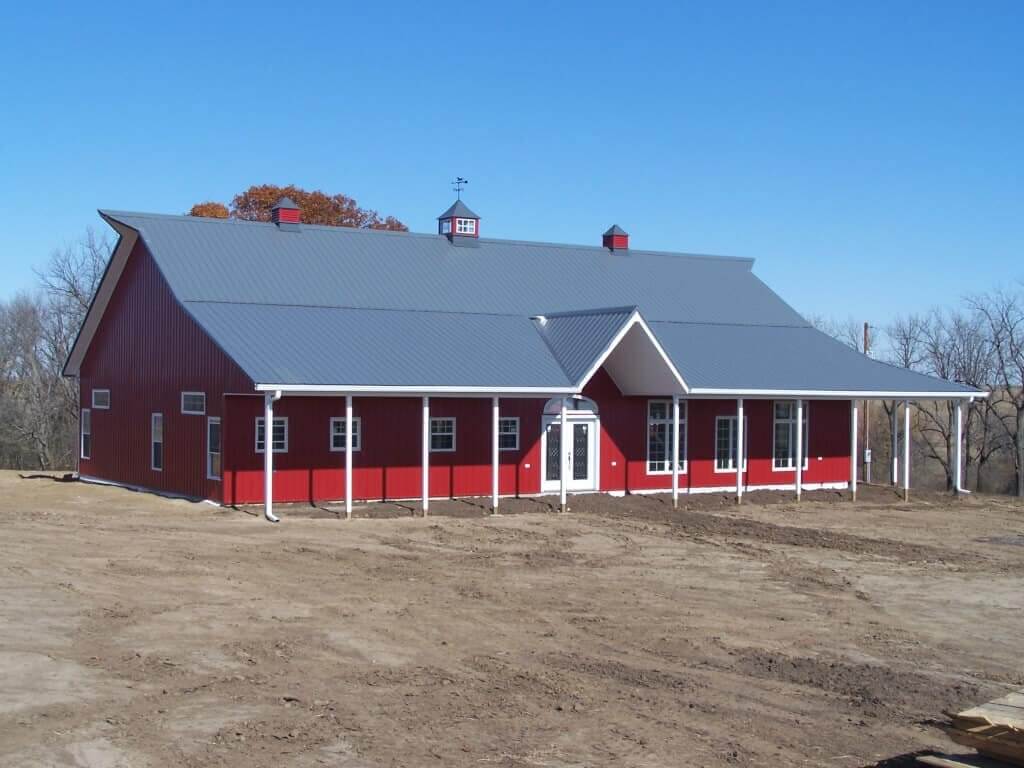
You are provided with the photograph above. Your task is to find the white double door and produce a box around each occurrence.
[541,415,598,492]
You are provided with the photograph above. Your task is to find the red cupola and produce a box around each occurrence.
[603,225,629,251]
[437,199,480,246]
[271,197,301,230]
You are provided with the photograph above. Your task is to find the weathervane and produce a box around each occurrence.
[452,177,469,200]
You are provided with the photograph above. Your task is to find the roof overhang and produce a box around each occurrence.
[62,214,138,377]
[685,388,987,400]
[253,384,577,398]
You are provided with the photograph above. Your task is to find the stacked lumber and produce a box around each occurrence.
[943,689,1024,766]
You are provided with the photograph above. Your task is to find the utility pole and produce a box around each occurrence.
[863,322,871,484]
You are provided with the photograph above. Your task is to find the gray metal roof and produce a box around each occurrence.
[272,197,298,210]
[534,307,636,384]
[437,199,479,220]
[603,224,628,236]
[92,209,980,396]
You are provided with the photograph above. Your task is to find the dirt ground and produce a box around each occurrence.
[1,472,1023,767]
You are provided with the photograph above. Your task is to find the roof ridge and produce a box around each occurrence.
[183,299,538,319]
[99,209,754,264]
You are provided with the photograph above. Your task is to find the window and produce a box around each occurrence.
[430,417,456,452]
[80,409,91,460]
[255,417,288,453]
[440,219,452,234]
[330,416,362,451]
[91,389,110,409]
[181,392,206,415]
[772,401,810,470]
[207,417,221,480]
[151,413,164,471]
[647,400,686,473]
[714,415,748,472]
[455,218,476,235]
[499,417,519,451]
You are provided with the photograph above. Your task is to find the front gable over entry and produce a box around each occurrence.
[534,307,687,396]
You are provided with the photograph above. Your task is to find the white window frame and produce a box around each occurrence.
[329,416,362,452]
[207,417,221,480]
[714,415,749,473]
[772,400,810,472]
[255,416,288,453]
[440,219,452,234]
[455,217,476,235]
[151,412,164,472]
[498,416,520,451]
[181,391,206,415]
[80,408,91,460]
[430,417,456,453]
[646,399,687,474]
[91,389,110,410]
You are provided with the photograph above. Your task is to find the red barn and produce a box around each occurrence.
[63,197,980,521]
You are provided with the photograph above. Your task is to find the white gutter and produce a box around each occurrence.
[255,384,577,396]
[687,388,988,400]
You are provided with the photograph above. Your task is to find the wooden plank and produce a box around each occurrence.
[947,727,1024,766]
[918,754,1017,768]
[957,704,1024,730]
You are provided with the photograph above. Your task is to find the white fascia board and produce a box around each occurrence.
[687,388,988,400]
[63,220,138,377]
[254,384,578,397]
[574,310,689,393]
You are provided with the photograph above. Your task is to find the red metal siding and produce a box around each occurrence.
[78,239,252,500]
[219,368,851,505]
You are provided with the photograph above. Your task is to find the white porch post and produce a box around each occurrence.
[850,401,858,501]
[422,396,430,515]
[263,392,279,523]
[954,400,963,494]
[795,399,804,501]
[345,395,353,520]
[559,398,568,513]
[736,398,744,504]
[671,394,680,508]
[891,406,899,486]
[902,399,911,501]
[491,396,500,513]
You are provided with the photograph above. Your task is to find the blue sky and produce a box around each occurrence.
[1,1,1021,325]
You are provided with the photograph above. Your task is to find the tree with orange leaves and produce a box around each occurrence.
[189,185,407,231]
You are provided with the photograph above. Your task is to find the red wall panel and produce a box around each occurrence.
[79,240,253,501]
[219,368,851,506]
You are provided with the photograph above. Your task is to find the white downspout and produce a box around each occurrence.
[559,398,568,513]
[955,399,969,494]
[264,390,282,523]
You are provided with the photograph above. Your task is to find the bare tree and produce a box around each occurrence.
[880,314,927,484]
[970,289,1024,496]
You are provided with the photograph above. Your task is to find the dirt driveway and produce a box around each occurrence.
[1,471,1022,767]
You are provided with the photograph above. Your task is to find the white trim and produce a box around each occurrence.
[255,384,577,396]
[541,406,600,494]
[422,397,430,513]
[91,389,110,410]
[255,416,289,453]
[430,416,456,453]
[771,400,810,472]
[207,417,221,480]
[491,397,500,512]
[345,395,354,518]
[688,388,986,400]
[713,414,749,473]
[573,309,689,394]
[498,416,520,451]
[329,416,362,452]
[180,391,207,415]
[80,408,91,460]
[645,399,688,475]
[455,217,477,235]
[63,222,138,377]
[151,412,163,472]
[619,481,849,496]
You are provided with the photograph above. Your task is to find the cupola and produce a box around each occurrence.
[271,197,301,231]
[437,199,480,246]
[603,225,629,251]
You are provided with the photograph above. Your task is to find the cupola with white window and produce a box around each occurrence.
[437,199,480,247]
